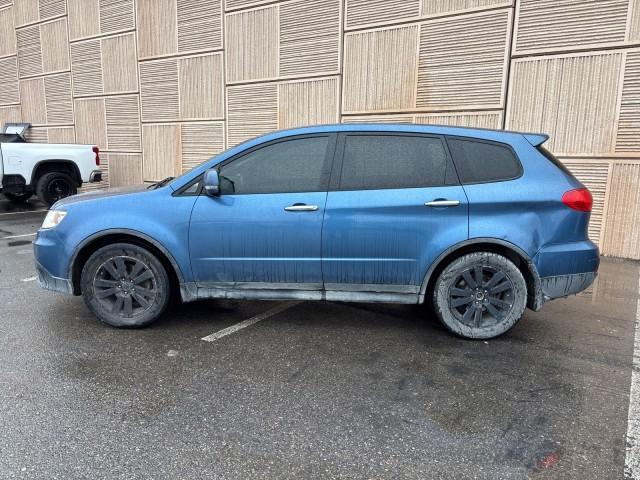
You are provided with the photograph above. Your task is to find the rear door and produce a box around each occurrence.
[321,132,469,295]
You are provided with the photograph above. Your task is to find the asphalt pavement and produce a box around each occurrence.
[0,195,638,479]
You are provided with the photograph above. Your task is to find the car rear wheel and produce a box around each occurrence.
[433,252,527,340]
[35,172,77,206]
[81,243,171,328]
[4,192,32,203]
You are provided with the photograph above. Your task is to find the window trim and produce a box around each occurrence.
[214,133,338,196]
[444,136,523,185]
[173,174,204,196]
[329,132,460,192]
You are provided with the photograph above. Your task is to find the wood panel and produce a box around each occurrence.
[71,33,137,97]
[75,94,141,151]
[176,0,222,53]
[279,0,340,77]
[417,10,510,110]
[278,77,339,129]
[225,5,279,82]
[345,0,420,29]
[68,0,135,40]
[43,73,73,124]
[140,53,224,122]
[630,0,640,42]
[414,111,503,129]
[562,159,610,245]
[343,25,419,113]
[14,0,65,26]
[0,7,16,57]
[16,18,71,81]
[342,111,502,128]
[180,122,225,172]
[0,105,21,127]
[178,53,224,120]
[601,162,640,259]
[19,77,46,124]
[142,123,181,180]
[25,125,74,143]
[421,0,511,17]
[0,56,20,105]
[226,82,277,146]
[137,0,177,58]
[225,0,272,11]
[137,0,222,59]
[507,52,623,156]
[515,0,629,55]
[107,153,142,186]
[616,51,640,154]
[74,97,107,148]
[139,58,179,122]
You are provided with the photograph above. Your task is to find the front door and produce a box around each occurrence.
[322,133,469,296]
[189,134,336,290]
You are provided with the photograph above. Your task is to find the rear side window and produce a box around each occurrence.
[337,135,456,190]
[447,138,522,184]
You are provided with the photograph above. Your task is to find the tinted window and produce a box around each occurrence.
[219,136,330,194]
[447,138,521,184]
[338,135,453,190]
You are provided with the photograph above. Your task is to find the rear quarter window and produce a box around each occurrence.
[446,137,522,184]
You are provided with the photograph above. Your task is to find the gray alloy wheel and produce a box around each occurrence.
[433,252,527,339]
[81,243,170,328]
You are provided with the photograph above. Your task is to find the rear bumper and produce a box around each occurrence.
[540,271,597,301]
[35,260,73,294]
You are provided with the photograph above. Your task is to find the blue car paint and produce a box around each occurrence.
[33,123,599,308]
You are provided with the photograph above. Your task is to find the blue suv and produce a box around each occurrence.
[34,124,599,339]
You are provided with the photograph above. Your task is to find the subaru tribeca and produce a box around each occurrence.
[34,124,599,339]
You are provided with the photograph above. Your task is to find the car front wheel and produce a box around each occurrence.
[80,243,171,328]
[433,252,527,340]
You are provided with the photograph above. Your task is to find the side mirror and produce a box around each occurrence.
[203,168,220,196]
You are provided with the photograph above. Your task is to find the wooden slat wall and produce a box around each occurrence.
[0,0,639,258]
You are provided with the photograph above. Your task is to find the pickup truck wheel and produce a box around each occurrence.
[35,172,77,206]
[81,243,170,328]
[4,192,32,203]
[433,252,527,340]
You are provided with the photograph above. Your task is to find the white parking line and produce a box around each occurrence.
[201,301,301,342]
[21,276,37,282]
[1,232,36,240]
[625,267,640,479]
[0,210,47,217]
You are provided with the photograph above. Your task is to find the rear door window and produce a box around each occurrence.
[336,134,456,191]
[446,138,522,184]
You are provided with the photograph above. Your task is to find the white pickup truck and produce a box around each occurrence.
[0,124,102,206]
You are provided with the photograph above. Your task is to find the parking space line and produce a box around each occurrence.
[0,210,47,217]
[625,267,640,479]
[201,301,301,343]
[21,276,37,282]
[1,233,36,240]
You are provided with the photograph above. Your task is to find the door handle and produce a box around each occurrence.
[424,199,460,207]
[284,203,319,212]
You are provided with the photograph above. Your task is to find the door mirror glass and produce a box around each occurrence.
[203,168,220,196]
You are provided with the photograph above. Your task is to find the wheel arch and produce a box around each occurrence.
[419,238,543,310]
[69,229,186,298]
[31,160,82,187]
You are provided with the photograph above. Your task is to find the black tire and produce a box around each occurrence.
[35,172,77,206]
[433,252,527,340]
[81,243,171,328]
[4,192,32,203]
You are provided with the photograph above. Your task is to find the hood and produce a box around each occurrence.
[53,184,152,208]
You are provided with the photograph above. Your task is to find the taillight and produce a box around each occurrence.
[93,146,100,166]
[562,188,592,212]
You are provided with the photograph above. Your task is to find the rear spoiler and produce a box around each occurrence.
[523,133,549,147]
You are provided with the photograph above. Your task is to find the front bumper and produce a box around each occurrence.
[35,261,73,294]
[89,170,102,183]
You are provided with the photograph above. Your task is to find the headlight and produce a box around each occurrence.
[41,210,67,229]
